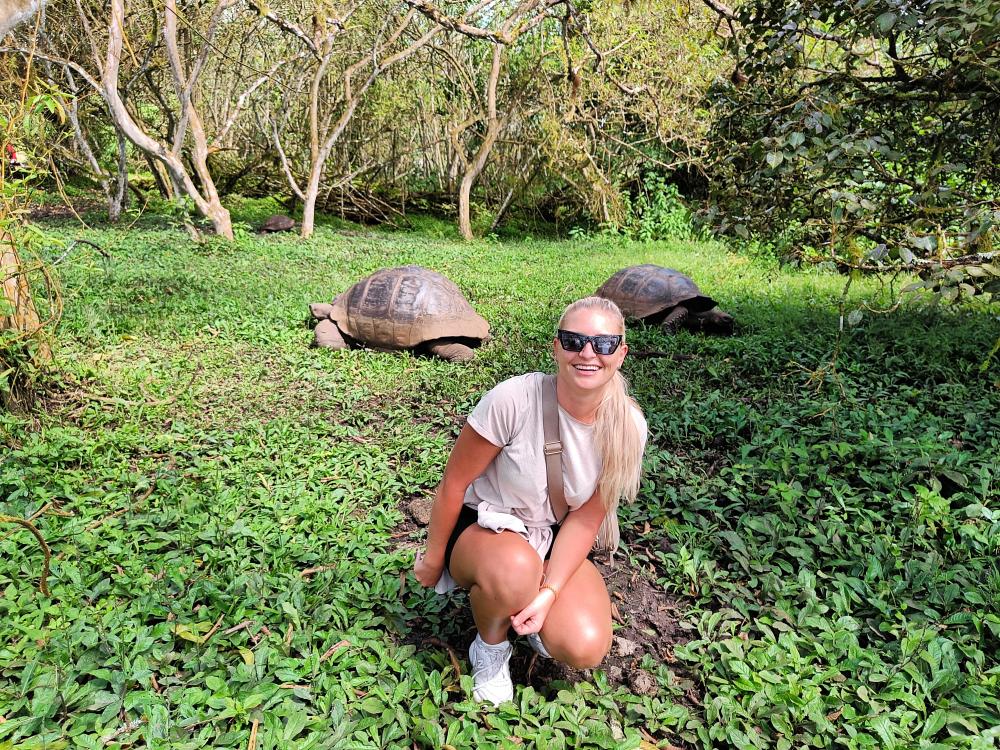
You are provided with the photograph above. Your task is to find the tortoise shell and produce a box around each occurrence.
[329,265,489,349]
[596,265,718,321]
[260,214,295,233]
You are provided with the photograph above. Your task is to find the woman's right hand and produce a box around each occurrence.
[413,550,444,588]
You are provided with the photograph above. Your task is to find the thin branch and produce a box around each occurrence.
[405,0,513,44]
[247,0,320,58]
[0,46,101,91]
[0,515,51,596]
[210,52,302,149]
[271,115,305,201]
[201,614,225,646]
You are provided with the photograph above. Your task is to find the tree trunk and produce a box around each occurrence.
[109,129,128,222]
[138,151,172,199]
[490,158,540,234]
[101,0,233,239]
[301,165,322,238]
[1,232,51,363]
[65,74,114,212]
[162,0,233,239]
[266,10,439,239]
[458,45,503,241]
[0,0,46,37]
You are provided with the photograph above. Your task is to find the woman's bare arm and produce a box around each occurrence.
[542,489,606,592]
[510,489,606,634]
[413,423,502,587]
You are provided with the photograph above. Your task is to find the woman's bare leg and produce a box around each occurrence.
[449,526,544,644]
[450,528,611,668]
[537,559,612,669]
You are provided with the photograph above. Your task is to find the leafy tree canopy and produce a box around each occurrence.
[705,0,1000,301]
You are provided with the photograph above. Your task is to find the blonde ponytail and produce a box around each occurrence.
[593,370,644,551]
[557,297,646,552]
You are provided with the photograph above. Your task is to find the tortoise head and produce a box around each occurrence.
[690,307,736,336]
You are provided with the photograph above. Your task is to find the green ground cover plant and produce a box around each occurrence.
[1,199,998,749]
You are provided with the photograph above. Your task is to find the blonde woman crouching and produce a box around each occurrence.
[413,296,647,704]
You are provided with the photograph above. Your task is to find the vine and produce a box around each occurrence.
[0,514,51,596]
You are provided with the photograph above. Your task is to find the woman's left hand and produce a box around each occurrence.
[510,587,556,635]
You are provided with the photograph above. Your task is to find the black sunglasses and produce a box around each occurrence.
[557,329,623,355]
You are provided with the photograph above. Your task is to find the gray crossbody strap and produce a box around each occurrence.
[542,374,569,524]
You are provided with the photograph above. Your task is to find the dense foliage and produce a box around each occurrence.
[0,60,64,410]
[1,200,998,748]
[705,0,1000,275]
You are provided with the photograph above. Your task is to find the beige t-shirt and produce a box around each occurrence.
[465,372,647,525]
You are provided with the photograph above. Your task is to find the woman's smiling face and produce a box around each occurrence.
[552,307,628,392]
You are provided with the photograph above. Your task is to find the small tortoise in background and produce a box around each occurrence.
[259,214,296,233]
[596,264,735,335]
[309,266,490,362]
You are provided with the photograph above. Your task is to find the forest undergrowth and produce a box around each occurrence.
[1,199,999,749]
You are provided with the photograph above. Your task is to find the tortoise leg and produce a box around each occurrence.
[660,306,690,334]
[427,340,476,362]
[314,319,349,350]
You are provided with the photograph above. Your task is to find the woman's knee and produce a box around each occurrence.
[550,621,611,670]
[472,544,542,599]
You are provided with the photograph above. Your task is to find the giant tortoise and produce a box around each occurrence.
[596,265,735,335]
[259,214,296,233]
[308,266,490,362]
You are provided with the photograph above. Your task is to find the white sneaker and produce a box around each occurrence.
[468,635,513,705]
[526,632,552,659]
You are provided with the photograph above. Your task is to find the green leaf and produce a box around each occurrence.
[921,709,949,738]
[870,714,897,749]
[281,601,301,627]
[283,710,308,740]
[876,12,897,32]
[147,705,170,740]
[420,697,439,720]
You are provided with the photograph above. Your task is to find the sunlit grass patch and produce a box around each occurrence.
[1,211,998,748]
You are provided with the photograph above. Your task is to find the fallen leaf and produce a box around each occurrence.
[320,639,350,662]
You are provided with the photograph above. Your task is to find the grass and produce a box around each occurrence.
[1,198,999,749]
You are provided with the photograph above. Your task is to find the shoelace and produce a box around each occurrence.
[474,645,509,678]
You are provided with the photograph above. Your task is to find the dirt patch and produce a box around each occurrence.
[598,557,691,670]
[521,557,698,705]
[28,200,106,221]
[405,495,435,526]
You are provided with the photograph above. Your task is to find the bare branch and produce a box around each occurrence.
[700,0,735,19]
[210,52,303,149]
[404,0,515,44]
[0,46,101,91]
[271,115,305,201]
[246,0,319,58]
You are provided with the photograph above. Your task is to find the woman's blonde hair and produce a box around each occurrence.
[557,296,645,552]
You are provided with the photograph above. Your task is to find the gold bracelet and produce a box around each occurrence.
[540,584,559,600]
